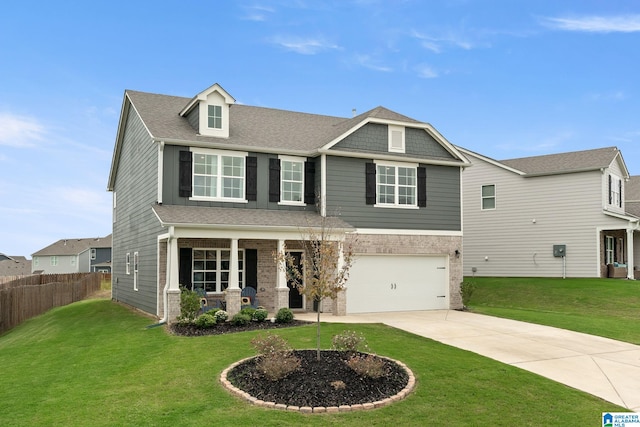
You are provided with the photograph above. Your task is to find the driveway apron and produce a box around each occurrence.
[296,310,640,410]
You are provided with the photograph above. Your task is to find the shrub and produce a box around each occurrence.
[332,330,369,353]
[346,353,386,379]
[460,281,476,307]
[179,287,201,321]
[251,333,300,381]
[214,310,228,323]
[194,313,216,329]
[231,313,251,326]
[175,316,194,327]
[253,308,268,322]
[240,307,256,318]
[275,307,294,324]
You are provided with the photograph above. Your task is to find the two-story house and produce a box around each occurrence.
[31,235,112,274]
[458,146,639,279]
[107,83,469,322]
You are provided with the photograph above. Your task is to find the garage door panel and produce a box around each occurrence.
[347,255,448,314]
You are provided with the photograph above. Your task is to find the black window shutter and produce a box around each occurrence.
[179,151,192,198]
[365,162,376,205]
[417,166,427,207]
[246,156,257,201]
[245,249,258,290]
[179,248,193,291]
[608,175,613,204]
[269,158,281,202]
[619,179,623,207]
[304,160,316,205]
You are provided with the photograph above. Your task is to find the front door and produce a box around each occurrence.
[288,251,304,309]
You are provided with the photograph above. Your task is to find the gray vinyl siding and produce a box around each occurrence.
[461,154,630,278]
[332,123,456,160]
[325,156,461,230]
[162,146,317,212]
[112,105,163,315]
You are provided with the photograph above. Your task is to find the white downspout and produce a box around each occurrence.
[159,226,175,323]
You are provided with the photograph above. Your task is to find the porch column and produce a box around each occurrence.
[166,230,181,322]
[275,239,290,312]
[627,228,635,280]
[225,238,241,316]
[332,240,347,316]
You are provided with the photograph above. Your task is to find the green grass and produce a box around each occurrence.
[467,277,640,344]
[0,299,625,426]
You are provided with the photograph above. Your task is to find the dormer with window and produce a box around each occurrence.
[180,83,235,138]
[388,125,405,153]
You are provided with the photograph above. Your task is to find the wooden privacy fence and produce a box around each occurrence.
[0,273,102,335]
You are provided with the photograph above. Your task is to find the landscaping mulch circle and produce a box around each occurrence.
[222,350,415,411]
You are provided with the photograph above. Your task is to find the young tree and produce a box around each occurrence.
[275,215,355,360]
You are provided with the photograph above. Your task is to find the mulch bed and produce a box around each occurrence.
[226,350,410,408]
[169,319,311,336]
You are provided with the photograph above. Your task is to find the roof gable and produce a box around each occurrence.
[32,235,112,257]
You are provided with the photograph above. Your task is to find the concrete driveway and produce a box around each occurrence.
[296,310,640,410]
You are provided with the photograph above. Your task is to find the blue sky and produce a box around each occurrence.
[1,0,639,258]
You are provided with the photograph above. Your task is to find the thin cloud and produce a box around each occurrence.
[414,64,438,79]
[353,54,393,72]
[0,113,47,147]
[242,5,275,22]
[541,15,640,33]
[411,29,476,53]
[269,35,340,54]
[586,90,627,102]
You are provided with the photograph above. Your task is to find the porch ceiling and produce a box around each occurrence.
[152,204,354,232]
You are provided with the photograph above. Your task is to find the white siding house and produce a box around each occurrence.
[459,146,639,279]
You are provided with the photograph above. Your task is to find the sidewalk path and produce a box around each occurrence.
[295,310,640,410]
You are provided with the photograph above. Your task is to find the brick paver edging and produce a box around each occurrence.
[220,353,416,413]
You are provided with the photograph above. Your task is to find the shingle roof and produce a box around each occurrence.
[32,235,112,256]
[500,146,621,176]
[0,258,31,276]
[626,176,640,201]
[152,205,354,231]
[125,90,422,153]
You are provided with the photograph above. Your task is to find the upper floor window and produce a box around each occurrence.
[50,256,58,266]
[125,252,131,275]
[376,162,417,207]
[192,149,245,201]
[609,174,622,208]
[90,248,96,260]
[481,184,496,210]
[280,156,304,204]
[133,252,139,291]
[208,105,222,129]
[388,125,405,153]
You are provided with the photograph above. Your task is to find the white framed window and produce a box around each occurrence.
[279,156,304,204]
[388,125,405,153]
[208,105,222,129]
[91,248,96,260]
[610,174,622,207]
[133,252,139,291]
[125,252,131,275]
[375,161,417,207]
[192,249,244,293]
[192,149,246,201]
[50,256,58,266]
[34,257,39,267]
[605,236,615,265]
[481,184,496,210]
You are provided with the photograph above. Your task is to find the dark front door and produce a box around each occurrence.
[288,252,304,309]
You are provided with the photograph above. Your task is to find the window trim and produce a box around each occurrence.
[605,235,615,265]
[374,160,419,209]
[192,248,245,294]
[90,248,96,260]
[50,256,58,266]
[481,184,496,210]
[609,174,622,208]
[125,252,131,275]
[133,252,139,291]
[278,155,306,206]
[190,148,248,202]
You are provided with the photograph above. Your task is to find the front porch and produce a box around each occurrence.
[600,228,637,279]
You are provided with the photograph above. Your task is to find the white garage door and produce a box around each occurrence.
[346,255,448,314]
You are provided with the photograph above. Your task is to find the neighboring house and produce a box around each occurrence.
[458,146,639,279]
[31,235,112,274]
[0,254,32,277]
[107,83,470,322]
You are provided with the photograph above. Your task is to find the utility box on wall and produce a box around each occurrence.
[553,244,566,257]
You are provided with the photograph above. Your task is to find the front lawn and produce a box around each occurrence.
[466,277,640,344]
[0,298,625,426]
